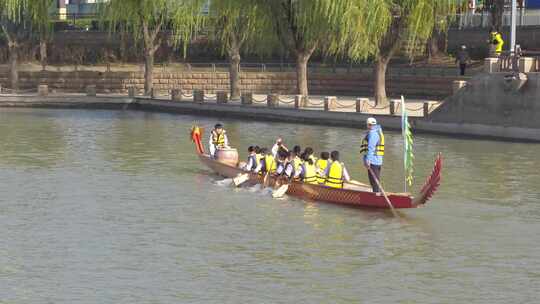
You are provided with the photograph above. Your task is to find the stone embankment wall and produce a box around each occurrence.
[428,72,540,129]
[0,71,459,98]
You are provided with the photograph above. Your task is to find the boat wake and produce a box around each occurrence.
[214,178,233,187]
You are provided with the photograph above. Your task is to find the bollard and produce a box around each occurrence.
[128,87,136,98]
[519,57,535,73]
[452,80,467,94]
[171,89,182,101]
[86,85,96,97]
[390,100,396,115]
[484,58,500,73]
[217,91,228,104]
[324,96,337,111]
[356,98,362,113]
[38,84,48,96]
[193,90,204,103]
[241,92,253,105]
[267,94,279,108]
[294,95,303,109]
[423,102,430,117]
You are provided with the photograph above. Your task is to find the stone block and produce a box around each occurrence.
[193,89,204,103]
[519,57,535,73]
[86,85,96,96]
[217,91,228,104]
[484,58,500,73]
[38,84,48,96]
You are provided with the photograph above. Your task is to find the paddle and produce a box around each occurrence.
[233,173,250,186]
[272,183,289,198]
[368,167,398,217]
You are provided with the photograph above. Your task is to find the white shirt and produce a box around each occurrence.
[208,131,229,156]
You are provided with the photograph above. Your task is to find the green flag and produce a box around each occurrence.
[401,96,414,188]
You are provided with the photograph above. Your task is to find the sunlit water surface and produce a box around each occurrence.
[0,108,539,303]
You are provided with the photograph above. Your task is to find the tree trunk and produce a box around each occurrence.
[489,0,505,30]
[8,43,19,90]
[144,50,154,96]
[427,34,442,63]
[40,39,47,69]
[227,33,242,100]
[228,49,241,100]
[296,53,310,96]
[374,56,390,106]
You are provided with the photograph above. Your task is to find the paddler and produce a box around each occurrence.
[256,147,277,175]
[304,147,317,163]
[324,151,351,188]
[291,145,303,176]
[242,146,259,172]
[316,151,330,184]
[275,150,291,177]
[297,153,318,185]
[208,123,229,158]
[271,137,289,157]
[360,117,384,193]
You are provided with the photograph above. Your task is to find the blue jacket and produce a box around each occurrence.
[363,125,383,166]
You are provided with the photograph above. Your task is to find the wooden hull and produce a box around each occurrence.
[190,125,442,210]
[198,154,417,209]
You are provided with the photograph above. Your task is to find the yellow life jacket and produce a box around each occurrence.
[293,156,303,173]
[303,163,318,185]
[264,154,277,174]
[360,130,385,156]
[211,130,226,147]
[325,161,344,189]
[316,159,329,184]
[256,153,264,165]
[490,32,504,53]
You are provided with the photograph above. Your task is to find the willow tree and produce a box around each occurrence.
[28,0,53,67]
[0,0,54,89]
[346,0,461,105]
[208,0,273,100]
[251,0,360,97]
[103,0,205,95]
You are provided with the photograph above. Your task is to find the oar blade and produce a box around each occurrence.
[233,173,250,187]
[272,184,289,198]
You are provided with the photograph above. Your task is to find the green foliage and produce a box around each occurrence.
[208,0,276,57]
[343,0,461,60]
[0,0,55,40]
[102,0,206,55]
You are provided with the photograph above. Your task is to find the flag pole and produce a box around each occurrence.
[401,95,407,193]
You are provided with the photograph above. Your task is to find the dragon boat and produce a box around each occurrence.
[191,126,443,209]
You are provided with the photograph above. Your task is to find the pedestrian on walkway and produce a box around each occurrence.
[489,28,504,56]
[456,45,471,76]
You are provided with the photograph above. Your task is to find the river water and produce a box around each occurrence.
[0,108,539,303]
